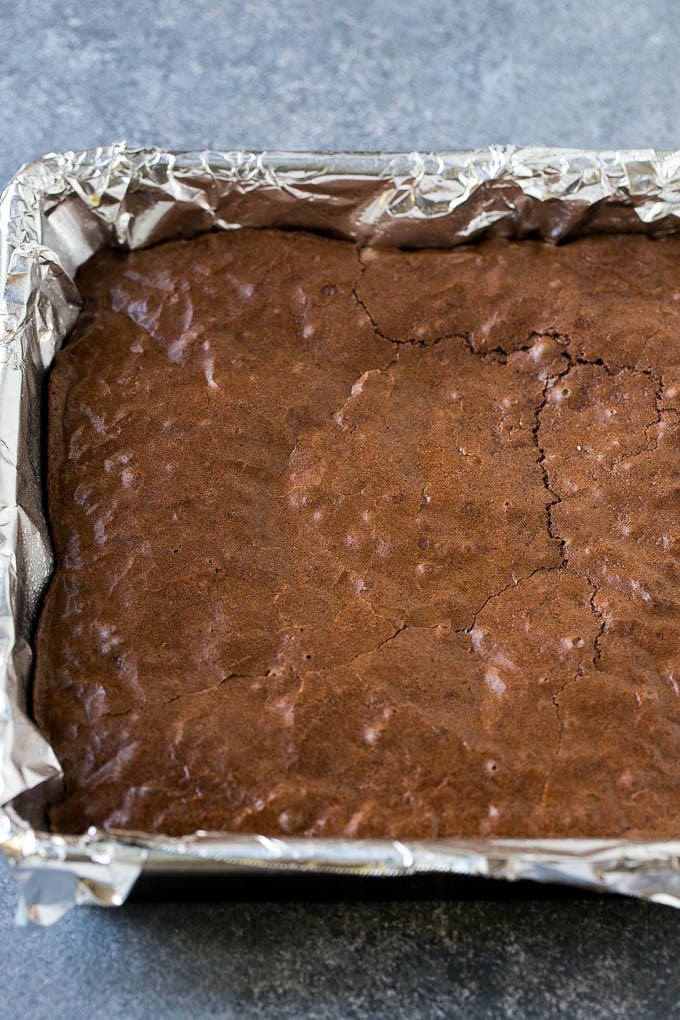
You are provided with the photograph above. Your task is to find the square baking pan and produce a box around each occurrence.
[2,143,680,925]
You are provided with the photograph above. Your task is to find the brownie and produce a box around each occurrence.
[34,229,680,838]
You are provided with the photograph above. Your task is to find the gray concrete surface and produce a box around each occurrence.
[2,853,680,1020]
[2,0,680,1016]
[2,0,680,188]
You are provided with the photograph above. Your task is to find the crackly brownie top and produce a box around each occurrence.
[34,229,680,838]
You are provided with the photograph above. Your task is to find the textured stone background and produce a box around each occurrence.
[2,0,680,1016]
[2,861,680,1019]
[3,0,680,185]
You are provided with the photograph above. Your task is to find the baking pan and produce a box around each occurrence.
[2,144,680,924]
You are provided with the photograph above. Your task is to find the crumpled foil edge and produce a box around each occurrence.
[2,142,680,925]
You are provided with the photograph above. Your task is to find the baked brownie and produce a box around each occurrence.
[34,229,680,838]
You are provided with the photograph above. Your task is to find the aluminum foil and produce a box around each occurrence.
[3,142,680,925]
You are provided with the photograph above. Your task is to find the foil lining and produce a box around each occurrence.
[2,142,680,925]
